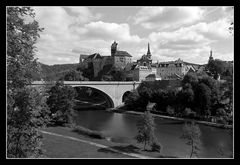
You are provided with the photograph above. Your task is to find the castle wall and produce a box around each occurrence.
[114,56,131,69]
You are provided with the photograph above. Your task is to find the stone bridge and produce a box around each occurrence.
[31,81,141,108]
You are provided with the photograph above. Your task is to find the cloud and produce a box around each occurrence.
[79,21,142,43]
[64,7,102,25]
[187,18,233,39]
[133,7,204,30]
[33,7,106,64]
[31,6,233,65]
[149,28,212,51]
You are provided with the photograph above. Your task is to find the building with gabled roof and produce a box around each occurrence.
[156,58,204,80]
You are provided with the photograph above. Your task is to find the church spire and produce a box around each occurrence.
[147,43,151,56]
[209,49,213,62]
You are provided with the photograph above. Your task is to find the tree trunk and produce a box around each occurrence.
[144,141,146,150]
[190,139,193,158]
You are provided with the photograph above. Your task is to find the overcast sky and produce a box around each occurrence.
[32,6,233,65]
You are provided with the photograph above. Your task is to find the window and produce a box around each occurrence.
[120,57,124,62]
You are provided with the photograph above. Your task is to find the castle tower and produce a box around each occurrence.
[146,43,151,58]
[111,41,118,57]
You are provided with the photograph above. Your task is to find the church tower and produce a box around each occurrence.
[209,49,213,62]
[146,43,151,59]
[111,41,118,57]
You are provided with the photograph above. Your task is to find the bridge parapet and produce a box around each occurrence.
[31,81,141,86]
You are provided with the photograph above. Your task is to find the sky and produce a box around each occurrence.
[31,6,234,65]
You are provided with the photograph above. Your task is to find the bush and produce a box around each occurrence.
[216,117,227,125]
[216,108,226,117]
[72,125,105,139]
[151,141,162,152]
[183,108,196,118]
[166,106,175,116]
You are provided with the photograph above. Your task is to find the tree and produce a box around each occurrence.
[46,81,77,125]
[180,83,195,111]
[181,122,201,158]
[109,67,126,81]
[182,73,199,88]
[150,89,168,112]
[62,69,88,81]
[7,7,43,89]
[81,63,94,80]
[194,83,212,116]
[7,7,46,158]
[124,90,146,111]
[135,111,160,151]
[206,59,225,79]
[7,87,50,158]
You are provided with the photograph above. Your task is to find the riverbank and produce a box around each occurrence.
[107,108,233,129]
[39,126,178,158]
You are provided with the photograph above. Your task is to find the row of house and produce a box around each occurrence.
[79,41,206,81]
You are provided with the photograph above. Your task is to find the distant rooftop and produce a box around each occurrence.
[114,51,132,57]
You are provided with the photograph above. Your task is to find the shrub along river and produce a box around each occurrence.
[74,110,233,158]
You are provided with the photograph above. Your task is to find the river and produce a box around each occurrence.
[74,110,233,158]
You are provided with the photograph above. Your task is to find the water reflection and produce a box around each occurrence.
[74,110,233,158]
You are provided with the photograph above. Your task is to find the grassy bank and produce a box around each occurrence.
[39,126,179,158]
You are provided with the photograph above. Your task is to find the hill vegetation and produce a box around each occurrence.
[31,62,80,81]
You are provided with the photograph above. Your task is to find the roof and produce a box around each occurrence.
[158,59,202,66]
[87,53,102,59]
[114,51,132,57]
[151,63,158,67]
[146,74,156,78]
[130,64,138,70]
[165,73,182,79]
[80,54,90,59]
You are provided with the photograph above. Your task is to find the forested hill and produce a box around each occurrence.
[32,62,80,81]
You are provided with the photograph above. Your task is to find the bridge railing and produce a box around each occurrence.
[31,81,141,85]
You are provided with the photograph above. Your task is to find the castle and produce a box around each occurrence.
[79,41,132,78]
[79,41,216,81]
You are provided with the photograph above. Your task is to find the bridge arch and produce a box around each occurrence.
[73,85,115,108]
[31,81,141,108]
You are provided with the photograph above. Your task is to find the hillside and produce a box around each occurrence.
[32,62,80,81]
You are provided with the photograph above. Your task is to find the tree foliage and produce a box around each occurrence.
[62,69,88,81]
[135,111,160,151]
[7,7,43,88]
[194,83,212,116]
[7,7,47,158]
[124,90,146,111]
[181,122,201,158]
[7,87,50,158]
[46,81,77,125]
